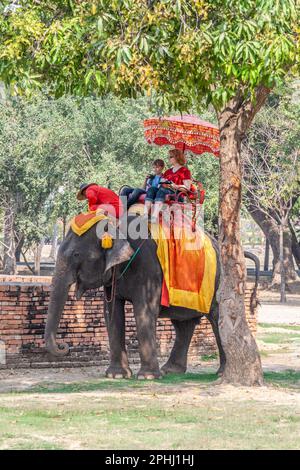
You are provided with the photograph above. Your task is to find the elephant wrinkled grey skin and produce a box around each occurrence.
[45,215,258,380]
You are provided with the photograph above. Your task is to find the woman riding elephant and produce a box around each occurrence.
[145,148,192,220]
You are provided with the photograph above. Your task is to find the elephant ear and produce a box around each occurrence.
[104,238,134,274]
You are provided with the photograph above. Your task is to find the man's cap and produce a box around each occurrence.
[76,183,96,200]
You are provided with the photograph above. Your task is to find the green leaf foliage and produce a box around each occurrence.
[0,93,219,245]
[0,1,298,109]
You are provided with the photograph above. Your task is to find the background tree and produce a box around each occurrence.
[290,199,300,269]
[243,144,299,303]
[0,93,219,272]
[0,0,299,384]
[243,83,300,288]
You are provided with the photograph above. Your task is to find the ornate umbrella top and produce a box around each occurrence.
[144,114,220,157]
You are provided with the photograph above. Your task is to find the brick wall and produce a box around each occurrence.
[0,275,257,369]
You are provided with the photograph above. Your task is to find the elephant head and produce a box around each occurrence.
[44,225,134,356]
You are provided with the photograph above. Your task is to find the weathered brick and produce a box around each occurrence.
[0,276,258,369]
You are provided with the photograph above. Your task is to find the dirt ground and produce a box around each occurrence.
[0,296,299,449]
[0,361,299,449]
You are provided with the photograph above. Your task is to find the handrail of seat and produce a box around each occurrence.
[118,184,131,196]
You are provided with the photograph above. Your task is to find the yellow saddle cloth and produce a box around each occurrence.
[150,217,217,314]
[70,210,108,236]
[71,210,216,314]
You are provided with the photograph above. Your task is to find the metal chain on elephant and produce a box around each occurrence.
[103,239,147,318]
[104,266,117,318]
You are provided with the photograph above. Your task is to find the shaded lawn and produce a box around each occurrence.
[264,370,300,387]
[0,373,300,450]
[9,370,300,395]
[22,372,216,394]
[1,323,299,449]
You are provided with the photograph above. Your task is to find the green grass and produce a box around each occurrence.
[264,370,300,388]
[261,333,300,344]
[259,348,291,357]
[1,320,300,450]
[25,372,217,395]
[259,323,300,331]
[5,371,300,392]
[22,370,300,395]
[11,442,63,450]
[27,379,143,394]
[201,353,218,361]
[1,370,300,449]
[257,323,300,355]
[158,372,216,384]
[258,350,271,357]
[0,384,299,449]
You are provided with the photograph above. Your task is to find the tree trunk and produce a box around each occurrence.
[264,238,270,271]
[289,220,300,270]
[62,217,66,240]
[15,232,24,263]
[50,223,59,260]
[2,204,16,275]
[279,223,287,303]
[247,203,298,284]
[272,224,297,286]
[217,106,263,386]
[34,239,44,276]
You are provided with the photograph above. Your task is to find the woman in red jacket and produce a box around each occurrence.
[145,148,192,220]
[77,183,124,219]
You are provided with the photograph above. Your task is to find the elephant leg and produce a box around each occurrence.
[161,318,199,375]
[208,302,226,376]
[133,301,162,380]
[104,294,132,379]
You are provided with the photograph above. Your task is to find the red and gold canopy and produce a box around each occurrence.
[144,115,220,157]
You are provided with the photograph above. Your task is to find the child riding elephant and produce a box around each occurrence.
[120,159,165,209]
[145,149,192,220]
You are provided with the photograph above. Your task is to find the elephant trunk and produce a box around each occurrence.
[45,261,73,357]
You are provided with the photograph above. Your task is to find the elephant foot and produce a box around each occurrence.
[161,362,186,375]
[137,368,162,380]
[105,365,132,379]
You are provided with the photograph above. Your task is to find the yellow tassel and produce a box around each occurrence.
[101,233,113,249]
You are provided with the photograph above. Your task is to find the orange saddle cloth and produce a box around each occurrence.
[150,215,217,314]
[70,210,109,236]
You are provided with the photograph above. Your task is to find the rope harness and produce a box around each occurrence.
[104,238,148,318]
[119,239,147,278]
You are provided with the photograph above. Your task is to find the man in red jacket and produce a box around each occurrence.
[77,183,124,219]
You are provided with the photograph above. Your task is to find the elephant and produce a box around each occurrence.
[45,214,259,379]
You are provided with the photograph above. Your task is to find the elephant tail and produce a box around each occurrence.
[244,250,260,315]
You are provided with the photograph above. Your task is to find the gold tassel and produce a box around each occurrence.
[101,233,113,249]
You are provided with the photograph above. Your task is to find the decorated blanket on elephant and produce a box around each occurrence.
[150,216,217,314]
[70,210,109,236]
